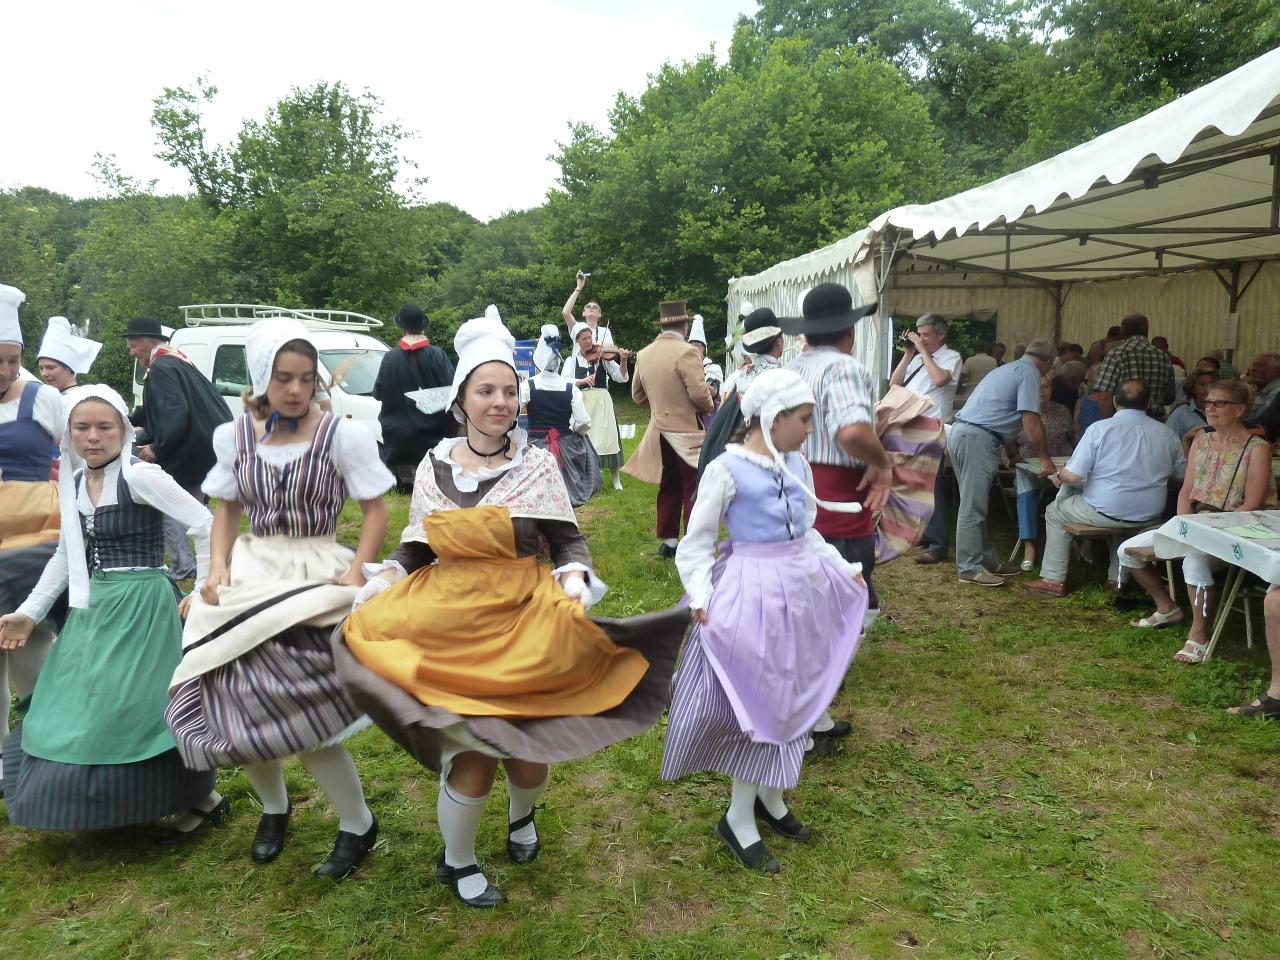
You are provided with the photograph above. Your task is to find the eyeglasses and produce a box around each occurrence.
[1204,399,1244,409]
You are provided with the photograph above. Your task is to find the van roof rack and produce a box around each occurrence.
[180,304,384,331]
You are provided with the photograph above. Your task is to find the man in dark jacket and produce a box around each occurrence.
[126,316,232,579]
[373,303,455,484]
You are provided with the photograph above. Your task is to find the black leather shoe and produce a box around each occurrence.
[252,803,292,864]
[715,814,779,873]
[753,798,813,842]
[507,808,540,864]
[436,856,505,908]
[312,816,378,880]
[804,736,835,759]
[156,796,230,848]
[812,719,853,739]
[657,542,678,558]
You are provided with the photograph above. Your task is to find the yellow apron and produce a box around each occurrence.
[343,506,649,718]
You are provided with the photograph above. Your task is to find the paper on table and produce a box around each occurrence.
[1220,523,1280,540]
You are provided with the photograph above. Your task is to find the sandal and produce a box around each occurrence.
[1129,608,1185,629]
[1173,639,1208,665]
[1229,693,1280,719]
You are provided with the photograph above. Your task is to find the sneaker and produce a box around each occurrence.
[959,570,1006,587]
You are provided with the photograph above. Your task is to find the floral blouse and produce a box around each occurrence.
[1187,431,1276,511]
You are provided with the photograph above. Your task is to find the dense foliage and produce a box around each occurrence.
[3,1,1278,390]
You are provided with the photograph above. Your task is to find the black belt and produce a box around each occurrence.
[1094,507,1158,525]
[955,420,1006,444]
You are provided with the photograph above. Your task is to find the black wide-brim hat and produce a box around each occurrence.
[123,316,170,340]
[779,283,877,336]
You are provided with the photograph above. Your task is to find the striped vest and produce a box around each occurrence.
[76,459,166,570]
[233,413,347,537]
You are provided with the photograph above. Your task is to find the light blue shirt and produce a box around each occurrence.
[1066,409,1187,521]
[1165,402,1206,444]
[955,355,1042,439]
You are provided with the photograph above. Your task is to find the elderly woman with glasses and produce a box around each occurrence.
[1116,379,1276,663]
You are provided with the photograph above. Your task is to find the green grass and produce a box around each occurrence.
[4,395,1280,958]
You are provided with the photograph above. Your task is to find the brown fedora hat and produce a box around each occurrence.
[655,300,691,325]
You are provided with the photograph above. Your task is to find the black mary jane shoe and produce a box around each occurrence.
[507,808,541,864]
[156,796,231,848]
[436,856,505,908]
[812,719,853,739]
[753,797,813,842]
[715,814,780,874]
[657,542,678,559]
[252,803,292,864]
[312,816,379,880]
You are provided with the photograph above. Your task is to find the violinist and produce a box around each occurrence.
[562,271,615,367]
[571,322,629,491]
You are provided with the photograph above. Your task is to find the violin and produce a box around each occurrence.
[581,343,632,364]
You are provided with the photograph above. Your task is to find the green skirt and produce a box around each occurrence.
[22,569,184,765]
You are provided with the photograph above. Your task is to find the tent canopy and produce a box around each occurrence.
[727,46,1280,376]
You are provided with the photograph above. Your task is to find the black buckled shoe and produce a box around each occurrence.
[312,816,378,880]
[156,796,230,848]
[252,803,292,864]
[812,719,852,739]
[436,856,505,908]
[715,814,779,874]
[657,542,678,558]
[753,798,813,842]
[507,808,540,864]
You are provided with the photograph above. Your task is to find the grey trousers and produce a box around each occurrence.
[949,422,1003,576]
[163,482,205,579]
[1041,489,1134,584]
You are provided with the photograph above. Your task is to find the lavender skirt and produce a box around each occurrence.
[661,538,866,789]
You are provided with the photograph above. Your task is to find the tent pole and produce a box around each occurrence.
[877,229,902,389]
[1052,282,1064,345]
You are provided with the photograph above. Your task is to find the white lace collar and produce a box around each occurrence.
[725,443,783,472]
[432,428,530,492]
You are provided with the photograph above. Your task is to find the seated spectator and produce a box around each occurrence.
[1023,379,1185,597]
[1116,379,1276,663]
[1089,313,1176,419]
[1151,336,1185,371]
[1103,325,1125,353]
[1013,343,1026,361]
[1228,583,1280,719]
[953,340,998,412]
[1166,369,1215,451]
[1013,375,1075,570]
[992,342,1008,366]
[1051,360,1087,413]
[1194,355,1221,375]
[1054,342,1084,373]
[1244,352,1280,417]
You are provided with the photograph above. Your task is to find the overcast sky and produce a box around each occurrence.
[2,1,756,221]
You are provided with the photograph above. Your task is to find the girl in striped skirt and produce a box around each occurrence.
[166,318,392,879]
[661,369,868,873]
[0,385,224,838]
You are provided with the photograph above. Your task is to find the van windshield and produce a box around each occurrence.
[320,349,383,397]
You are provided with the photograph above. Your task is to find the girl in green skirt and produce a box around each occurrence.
[0,385,225,839]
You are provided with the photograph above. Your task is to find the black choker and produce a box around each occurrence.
[466,435,511,461]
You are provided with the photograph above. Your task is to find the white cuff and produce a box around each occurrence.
[362,559,407,584]
[553,562,607,607]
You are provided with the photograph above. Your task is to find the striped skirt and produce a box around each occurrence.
[166,625,367,770]
[660,626,807,790]
[3,729,214,832]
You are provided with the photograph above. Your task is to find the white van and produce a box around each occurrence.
[132,305,389,443]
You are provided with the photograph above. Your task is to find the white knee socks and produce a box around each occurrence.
[612,468,623,491]
[300,746,374,835]
[439,778,491,900]
[757,785,789,820]
[727,779,762,847]
[506,769,549,844]
[243,759,290,815]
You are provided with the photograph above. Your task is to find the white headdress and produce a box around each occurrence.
[739,369,862,515]
[38,316,103,375]
[570,321,591,343]
[58,385,140,608]
[532,322,563,373]
[0,284,26,345]
[446,305,516,421]
[688,314,708,347]
[246,317,313,396]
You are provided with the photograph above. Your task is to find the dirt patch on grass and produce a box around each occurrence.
[636,895,716,933]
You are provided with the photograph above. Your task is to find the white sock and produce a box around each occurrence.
[757,786,789,820]
[861,608,880,635]
[727,779,762,848]
[663,538,678,548]
[300,746,373,835]
[812,711,835,733]
[243,759,290,815]
[171,790,225,832]
[611,469,623,490]
[506,768,549,844]
[439,778,491,900]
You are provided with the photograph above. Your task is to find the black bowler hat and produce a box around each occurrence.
[123,316,170,340]
[395,303,428,332]
[779,283,877,336]
[741,307,782,354]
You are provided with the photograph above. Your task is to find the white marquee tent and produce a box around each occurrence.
[726,45,1280,383]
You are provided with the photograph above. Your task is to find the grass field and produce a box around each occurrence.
[3,396,1280,959]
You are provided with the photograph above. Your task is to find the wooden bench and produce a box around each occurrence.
[1061,521,1168,586]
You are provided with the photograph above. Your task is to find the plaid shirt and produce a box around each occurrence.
[1092,336,1176,411]
[789,347,876,467]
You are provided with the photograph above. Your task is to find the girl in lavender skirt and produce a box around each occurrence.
[661,369,868,873]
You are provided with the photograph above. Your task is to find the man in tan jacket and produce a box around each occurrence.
[623,300,714,557]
